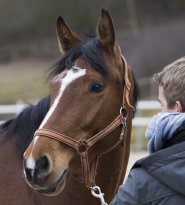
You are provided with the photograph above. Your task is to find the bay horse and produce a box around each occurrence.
[0,9,138,205]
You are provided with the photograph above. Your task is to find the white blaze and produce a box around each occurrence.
[40,66,86,128]
[25,66,86,170]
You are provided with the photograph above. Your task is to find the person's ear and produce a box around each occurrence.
[175,101,183,112]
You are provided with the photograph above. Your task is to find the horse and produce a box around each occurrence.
[0,9,138,205]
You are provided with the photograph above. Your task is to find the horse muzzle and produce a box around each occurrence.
[23,155,68,196]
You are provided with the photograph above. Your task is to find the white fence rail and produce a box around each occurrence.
[0,104,26,115]
[0,100,161,115]
[0,102,26,124]
[133,100,160,126]
[0,101,161,150]
[132,100,161,150]
[0,100,161,126]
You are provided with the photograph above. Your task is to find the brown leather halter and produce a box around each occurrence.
[34,55,134,190]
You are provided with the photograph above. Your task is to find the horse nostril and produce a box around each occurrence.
[24,167,33,182]
[23,160,33,182]
[35,155,50,179]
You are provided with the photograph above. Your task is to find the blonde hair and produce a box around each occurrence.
[153,57,185,109]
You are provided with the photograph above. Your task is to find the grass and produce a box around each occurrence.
[0,58,55,104]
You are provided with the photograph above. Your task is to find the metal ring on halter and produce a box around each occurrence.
[77,139,88,154]
[120,107,128,123]
[120,106,127,116]
[119,107,128,140]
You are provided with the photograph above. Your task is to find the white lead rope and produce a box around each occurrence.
[91,186,108,205]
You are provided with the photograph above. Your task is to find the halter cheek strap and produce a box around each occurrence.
[121,55,135,110]
[34,55,134,190]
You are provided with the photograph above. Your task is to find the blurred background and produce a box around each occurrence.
[1,0,185,152]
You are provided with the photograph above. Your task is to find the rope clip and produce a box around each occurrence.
[91,186,108,205]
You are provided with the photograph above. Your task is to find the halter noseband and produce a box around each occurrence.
[34,55,134,190]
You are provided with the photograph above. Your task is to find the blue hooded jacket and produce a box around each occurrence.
[111,129,185,205]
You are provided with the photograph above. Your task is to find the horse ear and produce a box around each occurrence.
[97,9,115,51]
[56,16,81,55]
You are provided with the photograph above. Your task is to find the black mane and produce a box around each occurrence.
[133,73,140,114]
[50,36,108,78]
[0,96,50,156]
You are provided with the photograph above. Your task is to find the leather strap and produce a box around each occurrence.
[81,151,92,188]
[35,129,80,151]
[121,55,135,110]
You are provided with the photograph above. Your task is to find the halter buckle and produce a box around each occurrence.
[119,107,128,140]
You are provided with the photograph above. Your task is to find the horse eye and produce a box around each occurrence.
[89,82,104,93]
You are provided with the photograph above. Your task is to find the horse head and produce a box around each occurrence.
[23,9,136,197]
